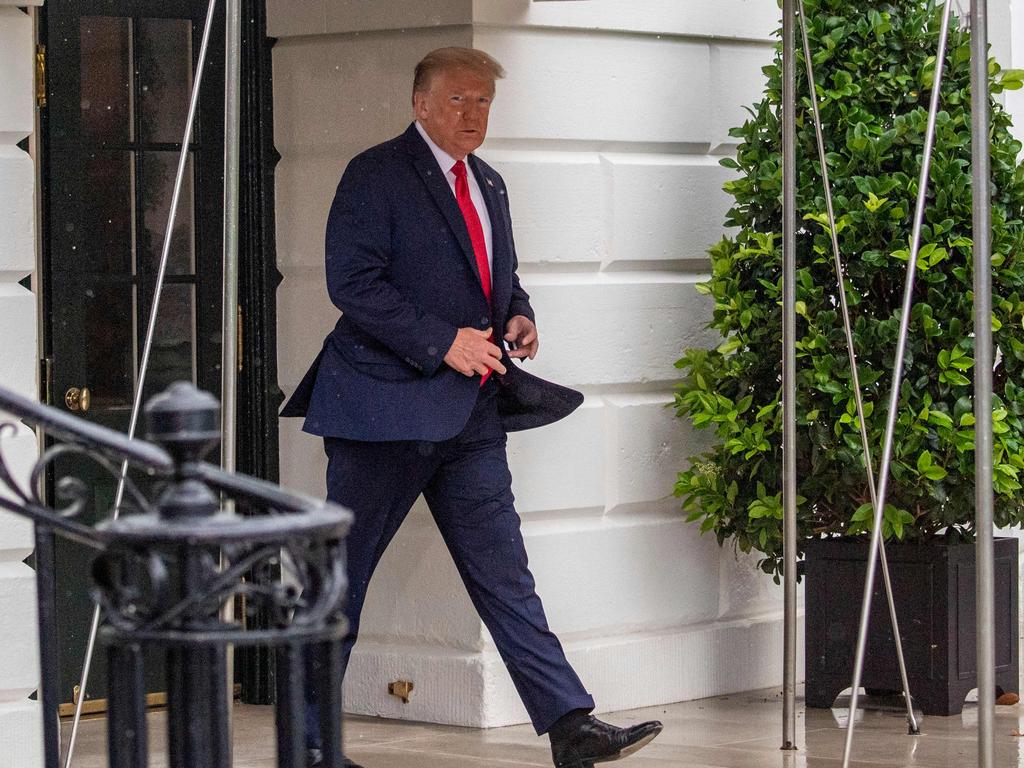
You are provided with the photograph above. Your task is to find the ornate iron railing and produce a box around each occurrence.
[0,381,351,768]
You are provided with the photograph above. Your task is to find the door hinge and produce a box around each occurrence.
[36,44,47,109]
[40,357,52,405]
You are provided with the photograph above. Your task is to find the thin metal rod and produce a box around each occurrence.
[63,2,220,765]
[222,1,240,473]
[221,0,243,751]
[970,0,995,765]
[796,0,919,737]
[842,3,953,766]
[781,0,798,752]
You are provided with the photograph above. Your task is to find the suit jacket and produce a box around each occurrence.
[280,123,583,442]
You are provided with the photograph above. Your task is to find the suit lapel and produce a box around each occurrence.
[404,124,482,285]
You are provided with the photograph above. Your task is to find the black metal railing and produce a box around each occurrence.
[0,381,351,768]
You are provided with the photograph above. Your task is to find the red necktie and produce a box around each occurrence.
[452,160,493,384]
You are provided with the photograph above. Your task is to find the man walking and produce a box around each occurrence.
[282,47,661,768]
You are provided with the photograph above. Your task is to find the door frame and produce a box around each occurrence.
[35,0,282,707]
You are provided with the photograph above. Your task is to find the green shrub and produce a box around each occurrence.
[673,0,1024,577]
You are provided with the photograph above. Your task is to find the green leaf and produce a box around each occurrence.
[917,451,933,472]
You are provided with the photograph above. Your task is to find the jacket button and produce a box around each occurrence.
[480,317,490,328]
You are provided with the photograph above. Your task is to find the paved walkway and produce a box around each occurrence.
[64,687,1023,767]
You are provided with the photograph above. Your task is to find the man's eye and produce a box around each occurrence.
[451,96,464,104]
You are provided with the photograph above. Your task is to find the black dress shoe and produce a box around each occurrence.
[549,716,662,767]
[305,748,364,768]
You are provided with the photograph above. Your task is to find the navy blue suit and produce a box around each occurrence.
[282,124,594,740]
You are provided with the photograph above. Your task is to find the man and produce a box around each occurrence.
[282,47,662,768]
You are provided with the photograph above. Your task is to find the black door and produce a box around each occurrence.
[41,0,225,711]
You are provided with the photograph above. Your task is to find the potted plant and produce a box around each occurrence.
[673,0,1024,715]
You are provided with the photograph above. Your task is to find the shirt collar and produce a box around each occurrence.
[415,120,463,176]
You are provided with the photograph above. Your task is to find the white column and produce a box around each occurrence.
[0,2,42,766]
[272,0,783,728]
[1005,0,1024,138]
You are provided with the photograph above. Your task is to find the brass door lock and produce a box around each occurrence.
[65,387,91,412]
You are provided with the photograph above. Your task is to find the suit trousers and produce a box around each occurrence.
[306,381,594,746]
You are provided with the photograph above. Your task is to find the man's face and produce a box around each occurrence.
[414,68,494,160]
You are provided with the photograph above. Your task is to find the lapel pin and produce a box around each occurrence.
[486,178,494,187]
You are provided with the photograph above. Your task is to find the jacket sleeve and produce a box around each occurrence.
[325,155,458,376]
[502,183,536,324]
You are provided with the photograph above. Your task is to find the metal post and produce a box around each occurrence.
[781,0,799,751]
[62,3,221,766]
[796,0,919,736]
[222,2,241,471]
[222,0,243,743]
[970,1,995,766]
[841,3,953,766]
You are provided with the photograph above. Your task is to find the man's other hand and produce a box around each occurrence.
[504,315,539,360]
[444,327,507,377]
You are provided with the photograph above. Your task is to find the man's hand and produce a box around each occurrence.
[504,315,539,360]
[444,328,507,377]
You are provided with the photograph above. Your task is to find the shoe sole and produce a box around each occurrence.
[614,727,661,760]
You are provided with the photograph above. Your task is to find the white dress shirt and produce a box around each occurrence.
[415,120,494,276]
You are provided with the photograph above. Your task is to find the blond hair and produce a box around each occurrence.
[413,47,505,95]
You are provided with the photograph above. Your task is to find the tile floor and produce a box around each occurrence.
[64,688,1024,767]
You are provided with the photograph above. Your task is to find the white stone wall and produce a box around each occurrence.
[271,0,789,728]
[0,2,42,766]
[997,0,1024,683]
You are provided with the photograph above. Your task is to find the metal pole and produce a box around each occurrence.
[841,3,953,766]
[222,1,241,471]
[221,0,243,753]
[63,2,220,765]
[970,1,995,766]
[796,0,919,736]
[781,0,798,752]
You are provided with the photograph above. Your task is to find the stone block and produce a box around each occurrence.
[358,500,484,649]
[716,546,786,622]
[0,562,39,699]
[273,28,471,157]
[708,42,776,154]
[521,276,715,388]
[604,392,696,510]
[0,146,34,275]
[344,640,488,725]
[507,397,605,515]
[266,0,326,38]
[275,268,335,388]
[482,149,605,266]
[277,417,327,498]
[475,28,711,146]
[521,509,721,638]
[0,286,38,401]
[605,153,731,266]
[326,0,472,35]
[472,0,776,42]
[0,7,32,145]
[0,425,37,560]
[0,700,41,768]
[274,155,347,269]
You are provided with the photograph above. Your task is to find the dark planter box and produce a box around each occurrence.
[804,536,1019,716]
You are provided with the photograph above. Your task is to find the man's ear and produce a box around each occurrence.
[413,90,428,120]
